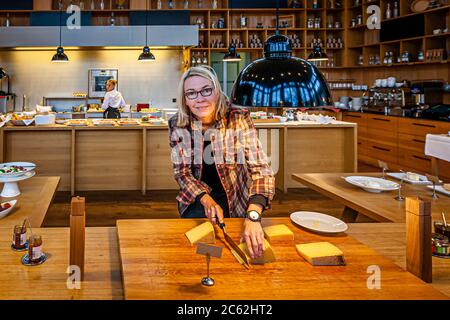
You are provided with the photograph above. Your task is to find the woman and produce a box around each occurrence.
[101,79,126,119]
[168,65,275,259]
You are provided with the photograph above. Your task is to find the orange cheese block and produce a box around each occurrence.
[238,239,276,264]
[296,242,345,266]
[185,221,215,245]
[263,224,294,242]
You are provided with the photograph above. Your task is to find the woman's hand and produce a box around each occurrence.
[200,194,224,225]
[242,219,265,259]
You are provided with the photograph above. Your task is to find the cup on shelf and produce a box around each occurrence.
[381,79,388,87]
[387,77,396,87]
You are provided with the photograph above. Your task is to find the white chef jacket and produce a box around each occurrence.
[102,89,126,110]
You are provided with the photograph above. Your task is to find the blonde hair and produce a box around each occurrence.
[176,65,229,127]
[107,79,117,87]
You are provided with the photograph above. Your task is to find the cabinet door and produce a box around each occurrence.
[343,112,367,128]
[398,118,448,136]
[366,114,398,132]
[398,133,426,152]
[366,141,398,164]
[398,149,432,173]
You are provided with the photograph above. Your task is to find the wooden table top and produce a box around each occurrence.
[0,176,60,227]
[117,218,448,300]
[292,173,450,222]
[347,223,450,298]
[0,227,123,300]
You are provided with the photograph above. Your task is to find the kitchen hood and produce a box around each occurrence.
[0,26,198,49]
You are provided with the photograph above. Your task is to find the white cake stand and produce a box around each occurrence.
[0,171,36,198]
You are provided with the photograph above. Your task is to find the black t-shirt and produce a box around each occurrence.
[201,140,230,217]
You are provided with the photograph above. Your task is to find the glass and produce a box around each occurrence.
[185,87,213,100]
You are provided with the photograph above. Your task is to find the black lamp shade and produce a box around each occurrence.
[231,34,332,108]
[138,46,155,61]
[223,46,241,62]
[307,45,329,61]
[51,46,69,62]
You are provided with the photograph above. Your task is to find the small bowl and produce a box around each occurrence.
[433,29,442,35]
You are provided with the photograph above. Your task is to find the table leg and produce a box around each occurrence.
[431,157,440,177]
[342,206,359,223]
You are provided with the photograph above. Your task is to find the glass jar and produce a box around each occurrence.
[12,225,27,250]
[28,234,43,263]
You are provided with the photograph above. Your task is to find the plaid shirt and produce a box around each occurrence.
[168,108,275,218]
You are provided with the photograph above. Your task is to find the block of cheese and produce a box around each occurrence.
[185,221,215,245]
[263,224,294,242]
[238,239,276,264]
[296,242,346,266]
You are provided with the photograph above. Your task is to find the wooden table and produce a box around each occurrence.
[1,222,448,300]
[117,218,448,300]
[0,176,60,227]
[0,227,123,300]
[347,223,450,298]
[292,173,450,222]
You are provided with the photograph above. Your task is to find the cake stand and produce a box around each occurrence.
[0,171,36,198]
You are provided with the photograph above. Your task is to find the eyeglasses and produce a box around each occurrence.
[184,87,213,100]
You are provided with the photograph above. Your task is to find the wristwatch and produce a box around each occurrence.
[246,210,262,222]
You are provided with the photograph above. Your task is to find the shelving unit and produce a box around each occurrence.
[345,0,449,68]
[0,0,447,72]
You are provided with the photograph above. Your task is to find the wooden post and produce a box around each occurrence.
[70,197,86,281]
[405,197,432,283]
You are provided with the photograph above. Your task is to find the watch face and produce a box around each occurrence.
[249,211,259,220]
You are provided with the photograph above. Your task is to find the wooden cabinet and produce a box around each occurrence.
[344,112,450,180]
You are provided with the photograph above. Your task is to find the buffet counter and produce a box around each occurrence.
[0,121,356,194]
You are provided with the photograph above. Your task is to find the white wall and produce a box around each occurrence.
[0,48,184,110]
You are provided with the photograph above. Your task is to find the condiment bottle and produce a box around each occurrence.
[28,234,43,263]
[12,225,27,249]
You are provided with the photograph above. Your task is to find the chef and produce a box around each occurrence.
[101,79,126,119]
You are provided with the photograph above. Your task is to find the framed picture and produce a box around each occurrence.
[88,69,118,98]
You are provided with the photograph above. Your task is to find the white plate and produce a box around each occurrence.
[344,176,400,193]
[290,211,348,234]
[0,200,17,219]
[387,172,432,185]
[427,185,450,197]
[0,162,36,178]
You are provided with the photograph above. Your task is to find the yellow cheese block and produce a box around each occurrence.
[185,221,215,245]
[238,239,276,264]
[263,224,294,242]
[296,242,345,266]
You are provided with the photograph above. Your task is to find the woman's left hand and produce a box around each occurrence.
[242,219,265,259]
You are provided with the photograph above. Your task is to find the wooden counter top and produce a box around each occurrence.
[1,220,448,300]
[1,120,356,131]
[0,176,60,227]
[117,218,447,300]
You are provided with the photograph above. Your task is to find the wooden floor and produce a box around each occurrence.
[43,162,377,227]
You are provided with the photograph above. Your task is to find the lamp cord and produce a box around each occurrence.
[59,0,62,47]
[275,0,279,35]
[145,0,148,46]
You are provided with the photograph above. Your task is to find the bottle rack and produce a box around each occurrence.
[0,0,447,69]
